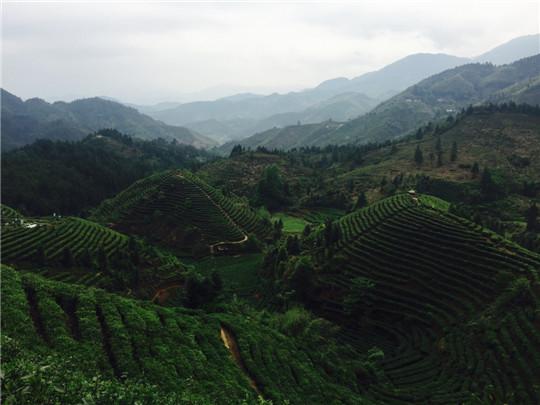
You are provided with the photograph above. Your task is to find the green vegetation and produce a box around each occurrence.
[273,194,540,403]
[93,170,272,254]
[271,213,309,234]
[1,212,184,297]
[1,129,211,216]
[2,265,378,404]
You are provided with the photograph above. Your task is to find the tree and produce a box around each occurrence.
[98,247,109,273]
[435,136,442,152]
[302,224,312,238]
[289,256,315,301]
[471,162,480,178]
[128,236,140,265]
[414,145,423,165]
[61,247,74,268]
[526,202,538,231]
[79,248,92,268]
[480,167,496,199]
[229,144,244,158]
[35,245,46,267]
[355,192,367,210]
[211,270,223,292]
[437,151,443,167]
[450,141,458,162]
[256,165,288,209]
[286,235,301,255]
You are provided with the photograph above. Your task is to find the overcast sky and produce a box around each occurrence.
[2,1,539,104]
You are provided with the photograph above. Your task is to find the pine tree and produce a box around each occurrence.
[437,151,443,167]
[414,145,423,165]
[450,141,458,162]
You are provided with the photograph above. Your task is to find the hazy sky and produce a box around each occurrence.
[2,1,539,104]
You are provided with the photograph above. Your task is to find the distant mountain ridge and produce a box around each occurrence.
[143,34,539,143]
[0,89,216,150]
[220,54,540,151]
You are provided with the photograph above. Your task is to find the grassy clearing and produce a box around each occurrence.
[272,213,309,233]
[184,253,264,299]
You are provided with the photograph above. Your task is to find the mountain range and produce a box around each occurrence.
[219,54,540,152]
[141,34,539,143]
[0,90,216,151]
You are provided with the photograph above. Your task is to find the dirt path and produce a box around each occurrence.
[175,173,248,254]
[220,325,263,397]
[151,284,182,304]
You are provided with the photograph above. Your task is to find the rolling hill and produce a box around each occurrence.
[1,129,211,216]
[0,89,216,150]
[145,34,538,144]
[92,170,273,253]
[2,265,380,404]
[225,55,540,151]
[0,208,185,298]
[301,193,540,403]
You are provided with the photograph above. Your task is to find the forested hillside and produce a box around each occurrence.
[224,55,540,151]
[1,129,211,216]
[0,89,215,150]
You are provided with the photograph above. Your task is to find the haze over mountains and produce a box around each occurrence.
[222,54,540,151]
[1,34,538,152]
[0,90,216,151]
[141,34,539,143]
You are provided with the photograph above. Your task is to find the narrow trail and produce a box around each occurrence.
[151,283,182,304]
[220,325,263,397]
[175,173,248,254]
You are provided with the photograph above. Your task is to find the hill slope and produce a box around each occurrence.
[0,89,215,150]
[0,210,184,297]
[1,129,210,216]
[307,194,540,403]
[475,33,540,65]
[2,265,375,404]
[92,170,272,253]
[227,55,540,151]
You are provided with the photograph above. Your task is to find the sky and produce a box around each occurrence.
[2,1,539,104]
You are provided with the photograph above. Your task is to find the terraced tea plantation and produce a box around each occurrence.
[1,212,185,295]
[93,170,272,252]
[2,266,374,404]
[2,216,128,264]
[315,194,540,403]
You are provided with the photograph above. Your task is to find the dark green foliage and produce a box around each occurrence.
[471,161,480,178]
[98,247,108,274]
[35,245,46,267]
[61,247,74,268]
[289,257,315,301]
[527,202,538,231]
[229,144,245,158]
[1,131,209,216]
[304,194,540,404]
[285,235,301,255]
[184,271,219,308]
[450,141,458,162]
[480,167,497,200]
[414,145,423,165]
[256,165,290,210]
[355,192,368,210]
